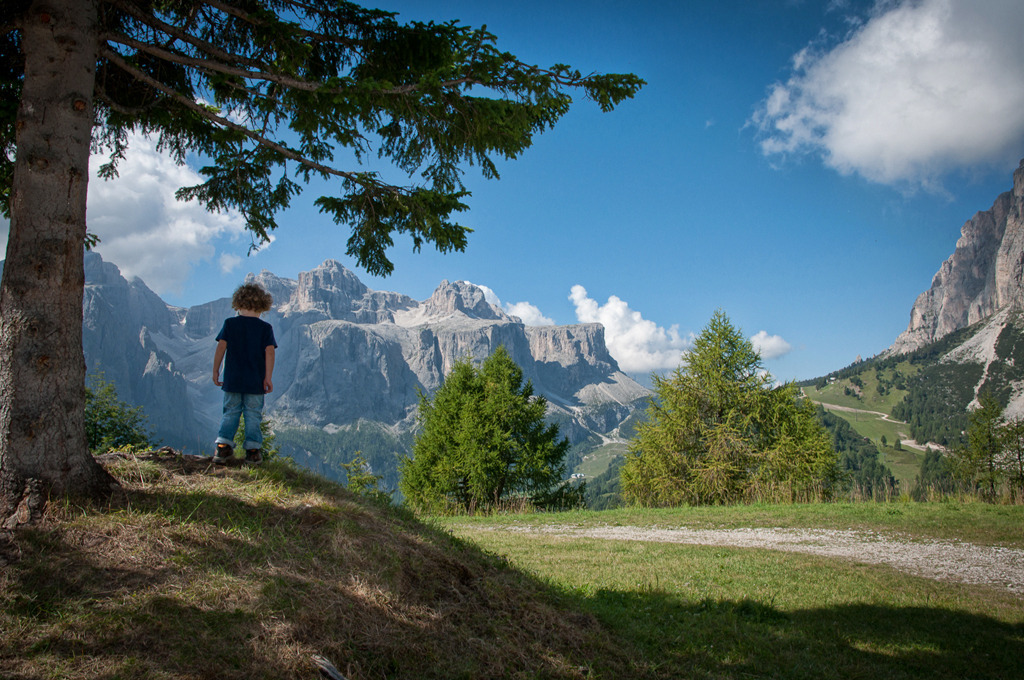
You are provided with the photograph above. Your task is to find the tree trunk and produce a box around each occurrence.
[0,0,115,523]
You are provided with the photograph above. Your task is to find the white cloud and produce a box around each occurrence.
[219,252,243,274]
[750,330,793,360]
[569,285,691,374]
[86,132,247,294]
[504,301,555,326]
[470,282,501,307]
[467,282,555,326]
[752,0,1024,187]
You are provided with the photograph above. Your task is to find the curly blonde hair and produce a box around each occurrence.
[231,283,273,313]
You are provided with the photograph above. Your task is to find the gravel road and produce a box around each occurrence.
[484,524,1024,595]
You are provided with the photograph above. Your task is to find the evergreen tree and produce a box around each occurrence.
[340,452,392,505]
[399,346,576,513]
[232,415,280,461]
[1000,417,1024,501]
[952,392,1005,499]
[913,448,955,500]
[621,310,838,506]
[0,1,643,517]
[84,374,152,453]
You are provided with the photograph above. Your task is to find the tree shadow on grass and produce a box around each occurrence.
[4,455,1022,679]
[580,587,1024,680]
[0,463,635,680]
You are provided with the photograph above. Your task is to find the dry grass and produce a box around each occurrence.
[0,451,631,679]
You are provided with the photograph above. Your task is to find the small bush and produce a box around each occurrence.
[85,374,153,453]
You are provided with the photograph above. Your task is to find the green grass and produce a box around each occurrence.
[1,453,635,679]
[440,503,1024,679]
[6,452,1022,680]
[442,502,1024,547]
[805,369,939,487]
[574,441,629,478]
[883,444,928,485]
[819,404,907,441]
[813,402,925,486]
[444,528,1023,680]
[803,362,914,414]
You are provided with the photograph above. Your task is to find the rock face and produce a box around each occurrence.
[80,254,648,451]
[82,254,201,447]
[890,160,1024,354]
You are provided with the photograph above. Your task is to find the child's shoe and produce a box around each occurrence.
[245,449,262,465]
[213,443,233,464]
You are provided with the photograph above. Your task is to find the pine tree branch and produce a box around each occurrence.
[99,46,370,184]
[103,4,605,102]
[106,0,277,72]
[104,32,324,93]
[194,0,368,47]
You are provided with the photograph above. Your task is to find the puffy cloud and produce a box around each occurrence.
[752,0,1024,187]
[470,282,501,307]
[750,330,793,360]
[86,132,247,294]
[569,285,691,374]
[504,301,555,326]
[219,252,243,274]
[467,282,555,326]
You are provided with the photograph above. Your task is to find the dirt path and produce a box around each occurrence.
[482,524,1024,595]
[811,401,945,451]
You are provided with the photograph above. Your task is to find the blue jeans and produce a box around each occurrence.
[216,392,264,450]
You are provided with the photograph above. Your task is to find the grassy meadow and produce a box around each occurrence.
[802,370,933,487]
[439,503,1024,680]
[573,440,629,479]
[3,451,1022,679]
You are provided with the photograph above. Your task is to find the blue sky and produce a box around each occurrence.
[6,0,1024,383]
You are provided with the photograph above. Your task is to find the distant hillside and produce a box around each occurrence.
[804,308,1024,455]
[805,159,1024,465]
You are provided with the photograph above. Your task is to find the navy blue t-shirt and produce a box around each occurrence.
[216,315,277,394]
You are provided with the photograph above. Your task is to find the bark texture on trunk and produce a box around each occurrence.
[0,0,115,522]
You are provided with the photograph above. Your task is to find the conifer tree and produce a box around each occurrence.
[621,310,838,506]
[952,392,1005,498]
[84,373,153,453]
[1000,416,1024,500]
[400,346,576,513]
[0,1,643,519]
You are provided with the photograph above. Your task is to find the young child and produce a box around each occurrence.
[212,282,277,464]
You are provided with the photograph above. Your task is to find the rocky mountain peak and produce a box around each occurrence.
[420,280,510,321]
[890,159,1024,355]
[248,269,297,311]
[284,259,368,317]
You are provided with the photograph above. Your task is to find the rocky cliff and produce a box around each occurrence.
[890,159,1024,354]
[79,254,648,452]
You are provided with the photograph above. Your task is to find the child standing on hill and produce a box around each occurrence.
[212,282,277,465]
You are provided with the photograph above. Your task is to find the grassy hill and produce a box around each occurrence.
[573,439,630,478]
[0,452,634,679]
[4,451,1021,679]
[801,360,930,486]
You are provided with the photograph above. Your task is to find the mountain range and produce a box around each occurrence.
[78,253,649,469]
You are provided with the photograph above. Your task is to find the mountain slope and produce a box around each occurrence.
[891,159,1024,354]
[809,308,1024,454]
[804,161,1024,474]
